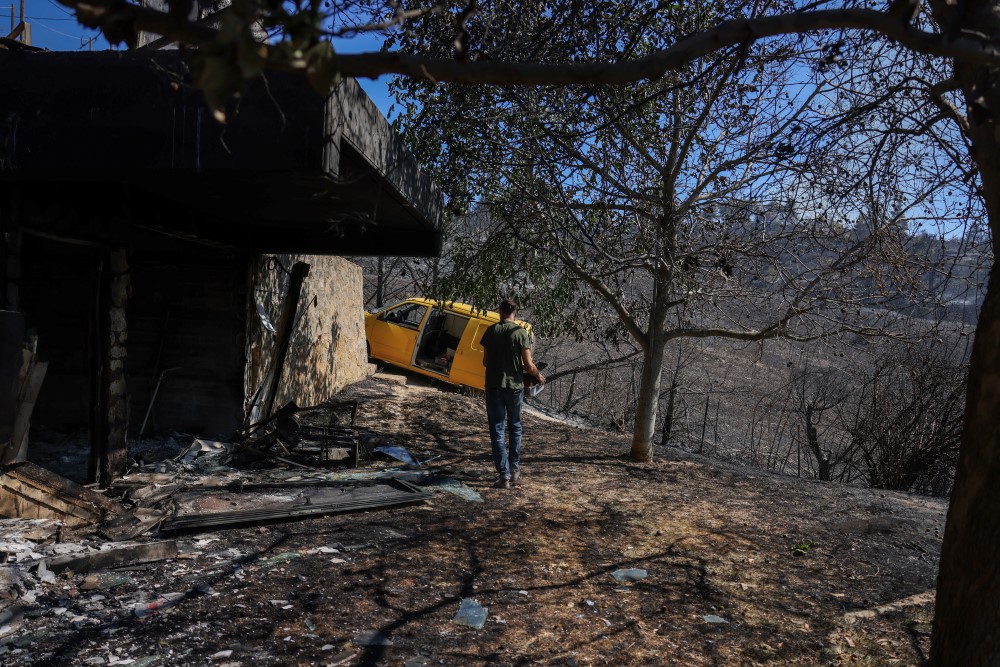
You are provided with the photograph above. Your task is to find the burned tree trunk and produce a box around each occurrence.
[931,1,1000,658]
[658,370,679,449]
[803,404,832,482]
[932,261,1000,663]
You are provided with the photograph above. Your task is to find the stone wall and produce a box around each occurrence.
[246,255,370,418]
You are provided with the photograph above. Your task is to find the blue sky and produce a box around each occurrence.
[14,0,108,50]
[17,0,395,116]
[332,32,395,117]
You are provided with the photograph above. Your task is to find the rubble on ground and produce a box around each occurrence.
[0,378,949,665]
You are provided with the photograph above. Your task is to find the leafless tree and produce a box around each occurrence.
[788,365,856,482]
[848,335,967,495]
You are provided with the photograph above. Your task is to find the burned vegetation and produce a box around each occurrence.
[1,377,945,666]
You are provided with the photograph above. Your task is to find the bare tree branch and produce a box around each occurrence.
[58,2,1000,82]
[929,78,973,139]
[338,8,1000,81]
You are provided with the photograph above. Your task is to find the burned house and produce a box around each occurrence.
[0,48,441,495]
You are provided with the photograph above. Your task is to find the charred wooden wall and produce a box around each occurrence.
[18,235,370,449]
[17,234,94,432]
[19,231,247,440]
[126,235,246,438]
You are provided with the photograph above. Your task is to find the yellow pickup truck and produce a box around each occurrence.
[364,298,533,391]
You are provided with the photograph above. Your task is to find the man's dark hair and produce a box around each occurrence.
[499,298,518,318]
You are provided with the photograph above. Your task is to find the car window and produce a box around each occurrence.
[383,303,428,329]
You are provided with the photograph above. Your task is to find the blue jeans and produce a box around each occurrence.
[486,387,524,479]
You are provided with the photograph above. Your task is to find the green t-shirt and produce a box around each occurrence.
[480,321,531,389]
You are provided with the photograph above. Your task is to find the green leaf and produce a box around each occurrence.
[789,540,815,556]
[305,41,341,95]
[192,49,243,123]
[237,36,268,80]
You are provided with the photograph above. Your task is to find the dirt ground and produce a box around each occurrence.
[1,376,946,666]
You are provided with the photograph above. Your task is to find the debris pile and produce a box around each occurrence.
[234,400,367,469]
[0,388,499,662]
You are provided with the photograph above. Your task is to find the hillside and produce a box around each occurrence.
[1,377,945,666]
[531,324,970,496]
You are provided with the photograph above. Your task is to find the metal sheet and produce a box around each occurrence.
[160,478,430,533]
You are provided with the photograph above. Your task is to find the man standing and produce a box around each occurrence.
[480,298,545,489]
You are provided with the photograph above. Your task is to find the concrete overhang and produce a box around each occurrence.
[0,49,442,257]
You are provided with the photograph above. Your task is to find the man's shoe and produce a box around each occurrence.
[511,471,521,486]
[493,477,511,489]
